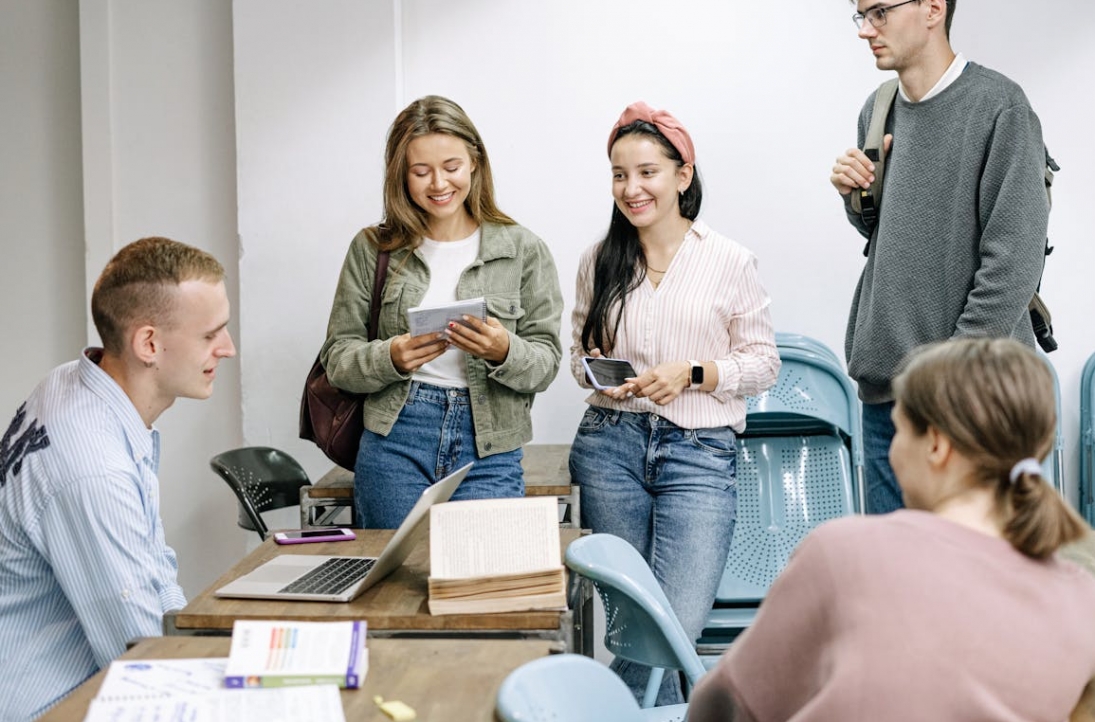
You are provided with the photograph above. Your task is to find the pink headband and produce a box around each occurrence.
[607,101,696,165]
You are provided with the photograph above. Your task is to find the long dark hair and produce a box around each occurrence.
[580,121,702,354]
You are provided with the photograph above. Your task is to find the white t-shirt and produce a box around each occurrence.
[412,229,481,388]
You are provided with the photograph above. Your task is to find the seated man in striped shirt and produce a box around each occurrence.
[0,237,236,720]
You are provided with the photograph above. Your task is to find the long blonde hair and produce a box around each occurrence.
[893,338,1086,559]
[374,95,513,251]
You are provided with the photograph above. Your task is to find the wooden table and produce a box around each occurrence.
[37,636,560,722]
[164,529,592,655]
[300,443,579,528]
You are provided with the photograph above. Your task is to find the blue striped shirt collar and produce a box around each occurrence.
[78,348,160,471]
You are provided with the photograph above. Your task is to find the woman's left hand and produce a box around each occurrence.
[445,315,511,363]
[631,360,691,406]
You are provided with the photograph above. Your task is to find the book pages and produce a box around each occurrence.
[429,496,561,579]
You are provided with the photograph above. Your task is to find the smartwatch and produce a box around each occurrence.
[689,360,704,388]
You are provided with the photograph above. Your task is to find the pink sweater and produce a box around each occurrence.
[690,511,1095,721]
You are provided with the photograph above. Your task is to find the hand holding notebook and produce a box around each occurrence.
[406,297,487,337]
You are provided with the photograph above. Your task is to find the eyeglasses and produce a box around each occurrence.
[852,0,920,29]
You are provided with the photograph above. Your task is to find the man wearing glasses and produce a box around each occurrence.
[829,0,1049,514]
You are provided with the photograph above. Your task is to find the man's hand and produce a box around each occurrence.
[830,134,893,195]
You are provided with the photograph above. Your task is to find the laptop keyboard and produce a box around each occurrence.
[279,557,377,596]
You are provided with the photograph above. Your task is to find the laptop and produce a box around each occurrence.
[215,462,473,602]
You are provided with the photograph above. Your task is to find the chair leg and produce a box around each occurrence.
[642,667,664,708]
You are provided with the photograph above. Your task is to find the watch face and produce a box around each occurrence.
[691,365,704,385]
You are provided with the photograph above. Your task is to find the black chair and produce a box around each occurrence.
[210,446,312,541]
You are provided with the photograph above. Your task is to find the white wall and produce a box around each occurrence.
[232,0,395,463]
[0,0,85,416]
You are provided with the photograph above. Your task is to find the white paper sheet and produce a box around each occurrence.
[83,685,345,722]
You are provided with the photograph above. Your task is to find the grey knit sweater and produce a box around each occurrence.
[843,62,1049,403]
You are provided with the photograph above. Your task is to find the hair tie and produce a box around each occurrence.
[1008,458,1042,484]
[607,101,696,165]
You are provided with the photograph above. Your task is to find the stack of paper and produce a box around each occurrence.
[83,658,345,722]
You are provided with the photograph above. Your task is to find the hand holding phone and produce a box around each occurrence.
[273,528,356,545]
[581,356,637,391]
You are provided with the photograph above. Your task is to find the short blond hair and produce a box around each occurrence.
[894,338,1085,558]
[91,237,225,354]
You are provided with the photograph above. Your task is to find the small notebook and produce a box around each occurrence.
[406,297,487,337]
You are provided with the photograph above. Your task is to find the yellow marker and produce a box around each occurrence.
[373,696,417,721]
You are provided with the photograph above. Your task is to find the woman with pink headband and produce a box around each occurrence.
[568,101,780,705]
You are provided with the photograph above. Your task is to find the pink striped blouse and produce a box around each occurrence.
[570,219,780,431]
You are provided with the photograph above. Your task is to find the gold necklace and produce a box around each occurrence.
[646,266,667,274]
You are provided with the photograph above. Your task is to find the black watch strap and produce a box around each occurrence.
[689,360,703,387]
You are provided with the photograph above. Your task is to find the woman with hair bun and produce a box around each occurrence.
[690,337,1095,722]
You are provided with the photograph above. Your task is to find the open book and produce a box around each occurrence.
[427,496,567,615]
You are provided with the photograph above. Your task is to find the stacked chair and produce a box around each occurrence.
[1081,353,1095,525]
[699,333,863,659]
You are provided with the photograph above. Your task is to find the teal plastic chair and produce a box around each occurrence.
[496,654,688,722]
[564,533,706,709]
[1081,353,1095,524]
[702,339,861,651]
[774,331,842,367]
[210,446,313,541]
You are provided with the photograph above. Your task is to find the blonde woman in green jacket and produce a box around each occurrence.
[321,95,563,529]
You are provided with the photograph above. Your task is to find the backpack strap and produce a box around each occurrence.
[1029,148,1060,353]
[851,78,900,253]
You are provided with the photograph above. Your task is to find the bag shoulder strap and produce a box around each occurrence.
[368,250,390,342]
[851,78,900,232]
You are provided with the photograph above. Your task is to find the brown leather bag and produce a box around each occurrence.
[299,250,390,470]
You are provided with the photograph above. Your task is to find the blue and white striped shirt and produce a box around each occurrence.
[0,349,186,721]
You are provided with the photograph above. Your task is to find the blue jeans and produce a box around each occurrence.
[569,407,737,706]
[862,401,904,514]
[354,382,524,529]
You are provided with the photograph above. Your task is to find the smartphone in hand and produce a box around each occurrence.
[581,356,637,390]
[273,528,356,545]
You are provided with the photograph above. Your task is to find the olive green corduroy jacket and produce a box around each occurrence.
[321,222,563,457]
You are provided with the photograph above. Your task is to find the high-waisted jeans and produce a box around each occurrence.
[354,381,524,529]
[570,406,737,705]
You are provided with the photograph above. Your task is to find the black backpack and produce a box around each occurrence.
[850,78,1058,353]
